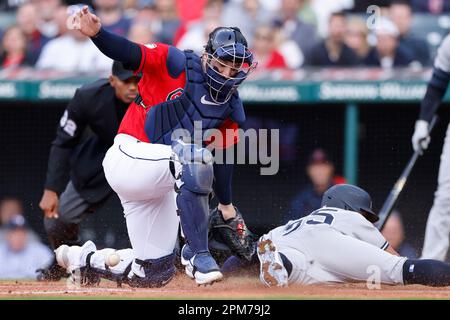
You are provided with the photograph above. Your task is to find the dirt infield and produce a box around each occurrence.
[1,272,450,299]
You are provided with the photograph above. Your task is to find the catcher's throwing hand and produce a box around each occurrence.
[39,189,59,219]
[70,6,101,37]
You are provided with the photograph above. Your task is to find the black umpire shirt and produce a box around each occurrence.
[44,79,129,203]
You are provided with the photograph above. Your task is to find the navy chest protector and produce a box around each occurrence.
[144,50,246,146]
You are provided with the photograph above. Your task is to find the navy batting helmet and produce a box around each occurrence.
[321,184,379,222]
[203,27,256,104]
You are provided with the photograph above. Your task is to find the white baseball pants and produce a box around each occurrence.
[101,133,182,277]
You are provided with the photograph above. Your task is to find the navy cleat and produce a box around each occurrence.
[257,237,288,287]
[181,244,223,285]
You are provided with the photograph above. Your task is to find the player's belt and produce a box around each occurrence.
[134,94,150,110]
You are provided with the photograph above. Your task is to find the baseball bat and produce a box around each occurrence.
[376,115,439,231]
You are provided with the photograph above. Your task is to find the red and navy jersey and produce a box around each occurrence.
[118,43,239,148]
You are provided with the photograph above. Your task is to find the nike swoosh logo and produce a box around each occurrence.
[200,95,220,106]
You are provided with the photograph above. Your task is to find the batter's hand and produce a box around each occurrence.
[39,189,59,219]
[70,6,101,37]
[412,120,430,154]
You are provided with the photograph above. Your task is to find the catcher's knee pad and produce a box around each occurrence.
[172,139,214,194]
[128,252,176,288]
[181,162,214,194]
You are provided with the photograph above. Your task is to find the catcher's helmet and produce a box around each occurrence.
[321,184,379,222]
[203,27,256,104]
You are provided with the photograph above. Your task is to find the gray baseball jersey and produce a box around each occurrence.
[264,207,407,285]
[421,34,450,260]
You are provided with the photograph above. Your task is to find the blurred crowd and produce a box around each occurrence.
[1,0,450,74]
[0,197,53,279]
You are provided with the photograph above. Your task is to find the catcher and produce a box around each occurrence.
[52,6,256,287]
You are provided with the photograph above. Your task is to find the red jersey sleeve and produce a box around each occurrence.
[135,43,170,76]
[205,118,240,150]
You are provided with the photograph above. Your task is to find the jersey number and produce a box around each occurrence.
[306,211,335,225]
[283,209,335,236]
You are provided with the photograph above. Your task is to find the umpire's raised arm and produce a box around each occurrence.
[74,6,141,71]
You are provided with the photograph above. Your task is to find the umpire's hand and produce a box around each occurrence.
[70,6,101,37]
[39,189,59,219]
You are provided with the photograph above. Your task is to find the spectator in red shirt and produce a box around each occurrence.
[175,0,207,23]
[0,26,33,69]
[251,24,287,70]
[16,3,51,65]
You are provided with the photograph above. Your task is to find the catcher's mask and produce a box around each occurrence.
[203,27,257,104]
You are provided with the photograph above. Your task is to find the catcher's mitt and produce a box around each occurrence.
[208,207,256,261]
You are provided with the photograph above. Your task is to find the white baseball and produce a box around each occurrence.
[106,252,120,267]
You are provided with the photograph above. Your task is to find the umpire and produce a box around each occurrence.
[37,61,140,280]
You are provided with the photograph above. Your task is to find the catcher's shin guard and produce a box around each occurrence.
[177,185,211,253]
[174,140,214,254]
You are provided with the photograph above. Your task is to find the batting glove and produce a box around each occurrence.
[412,120,430,154]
